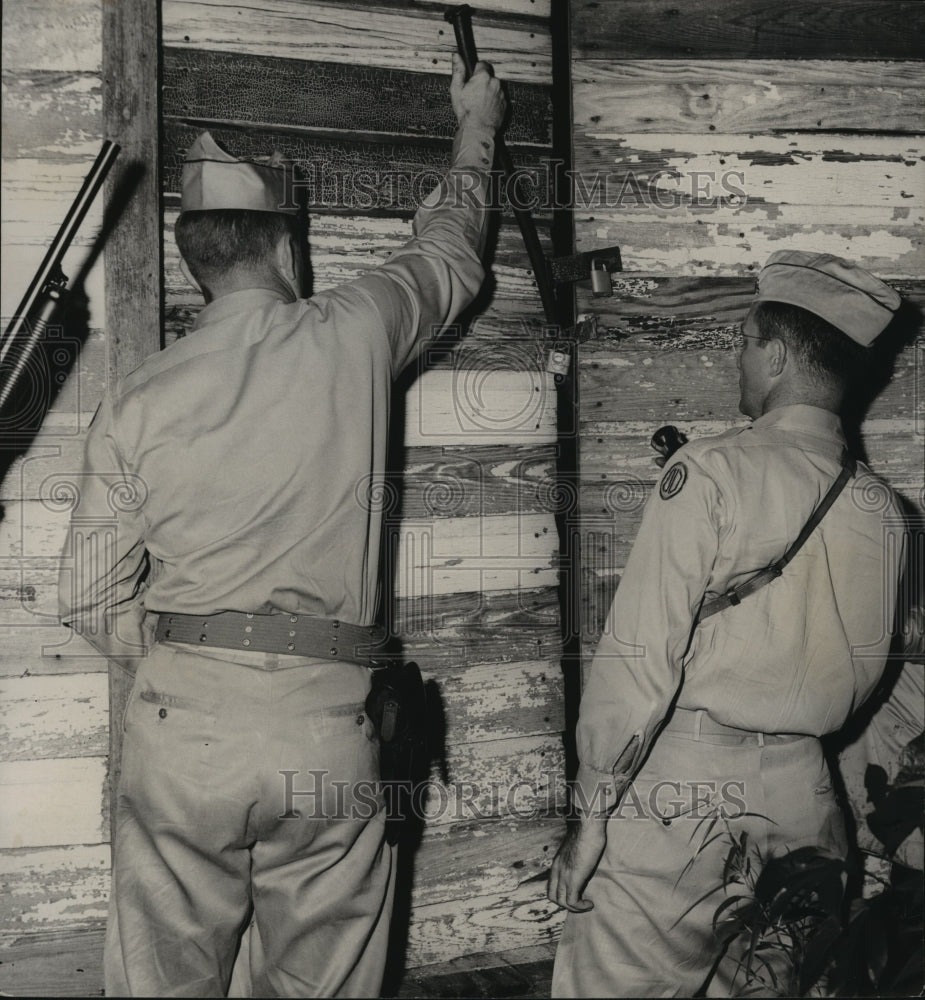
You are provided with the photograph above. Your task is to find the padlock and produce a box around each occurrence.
[547,348,570,377]
[590,258,612,298]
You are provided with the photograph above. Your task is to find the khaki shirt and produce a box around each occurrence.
[577,405,907,809]
[59,124,495,661]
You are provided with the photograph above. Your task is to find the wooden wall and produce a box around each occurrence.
[1,0,115,994]
[0,0,570,993]
[570,0,925,671]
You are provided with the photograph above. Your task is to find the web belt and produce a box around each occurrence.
[155,610,389,669]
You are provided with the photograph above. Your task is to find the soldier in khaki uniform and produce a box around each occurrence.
[548,252,907,997]
[58,57,506,997]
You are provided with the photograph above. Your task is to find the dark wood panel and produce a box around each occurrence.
[162,122,555,215]
[163,47,552,148]
[572,0,925,61]
[576,276,925,347]
[161,0,552,84]
[572,60,925,135]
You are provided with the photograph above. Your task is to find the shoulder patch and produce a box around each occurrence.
[659,462,688,500]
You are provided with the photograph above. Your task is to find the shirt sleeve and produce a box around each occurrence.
[349,119,494,373]
[574,453,726,815]
[58,395,152,665]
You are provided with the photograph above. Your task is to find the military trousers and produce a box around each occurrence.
[552,723,847,998]
[104,641,395,998]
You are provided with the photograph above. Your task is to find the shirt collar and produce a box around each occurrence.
[751,404,846,449]
[192,287,292,331]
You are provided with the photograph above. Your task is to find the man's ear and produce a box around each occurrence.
[275,232,302,298]
[765,337,787,378]
[179,258,204,297]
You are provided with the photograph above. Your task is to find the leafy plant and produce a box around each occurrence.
[700,754,923,997]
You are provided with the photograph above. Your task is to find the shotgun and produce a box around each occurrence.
[0,140,120,419]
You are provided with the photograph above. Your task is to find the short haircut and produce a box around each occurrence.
[753,300,870,388]
[175,210,300,289]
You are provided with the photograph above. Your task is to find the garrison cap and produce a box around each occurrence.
[181,131,297,215]
[756,250,901,346]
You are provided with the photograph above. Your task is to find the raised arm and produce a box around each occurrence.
[347,54,508,372]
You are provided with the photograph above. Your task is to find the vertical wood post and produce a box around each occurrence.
[102,0,162,842]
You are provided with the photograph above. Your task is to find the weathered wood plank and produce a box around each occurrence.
[574,277,925,347]
[394,0,551,17]
[570,134,924,277]
[423,659,564,745]
[0,583,563,678]
[406,816,561,909]
[0,820,558,946]
[405,877,564,967]
[404,369,558,447]
[1,242,106,334]
[0,674,107,762]
[0,734,562,848]
[1,72,102,160]
[162,121,554,216]
[2,435,561,518]
[0,627,110,680]
[572,133,924,206]
[400,444,556,519]
[0,758,107,850]
[163,47,552,147]
[0,843,109,935]
[0,818,563,995]
[164,302,552,345]
[575,219,923,279]
[395,585,562,668]
[0,657,562,758]
[578,424,924,507]
[2,159,107,327]
[573,60,925,136]
[578,345,923,429]
[162,0,552,84]
[5,499,559,602]
[416,732,565,830]
[391,511,559,597]
[4,437,560,516]
[163,210,553,326]
[571,0,925,61]
[0,925,105,998]
[1,0,101,74]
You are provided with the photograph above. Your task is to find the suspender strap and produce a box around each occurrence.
[697,449,857,623]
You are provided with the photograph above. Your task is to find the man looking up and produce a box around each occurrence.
[59,55,506,997]
[549,251,907,997]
